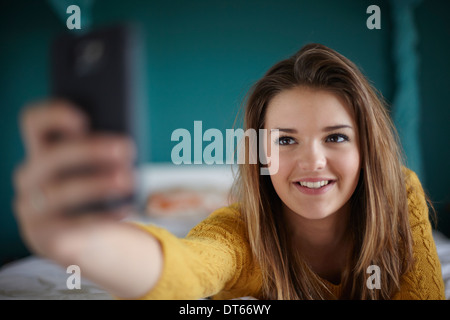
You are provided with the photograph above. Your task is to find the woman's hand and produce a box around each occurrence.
[12,100,162,298]
[13,99,135,259]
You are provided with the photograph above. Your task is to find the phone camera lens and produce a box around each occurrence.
[75,40,104,76]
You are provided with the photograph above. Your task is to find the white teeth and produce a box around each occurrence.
[298,180,329,189]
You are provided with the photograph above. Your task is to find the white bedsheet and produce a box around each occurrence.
[0,255,112,300]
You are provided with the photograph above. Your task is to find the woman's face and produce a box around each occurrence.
[264,86,361,221]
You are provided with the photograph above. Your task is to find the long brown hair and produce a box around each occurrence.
[231,43,414,299]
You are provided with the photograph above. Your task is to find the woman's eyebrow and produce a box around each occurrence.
[270,125,353,133]
[322,124,353,132]
[270,128,297,133]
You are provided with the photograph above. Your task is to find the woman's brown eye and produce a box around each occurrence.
[326,134,349,143]
[276,137,295,145]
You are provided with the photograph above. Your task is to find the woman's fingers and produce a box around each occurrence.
[20,99,89,157]
[15,99,137,218]
[18,134,136,193]
[32,165,134,215]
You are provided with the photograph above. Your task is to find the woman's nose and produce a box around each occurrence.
[297,142,326,171]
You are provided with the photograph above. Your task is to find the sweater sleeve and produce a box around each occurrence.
[130,204,261,300]
[392,169,446,300]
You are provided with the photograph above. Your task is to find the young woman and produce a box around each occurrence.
[13,44,445,299]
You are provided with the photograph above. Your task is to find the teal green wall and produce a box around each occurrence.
[1,0,449,265]
[88,0,394,163]
[416,1,450,234]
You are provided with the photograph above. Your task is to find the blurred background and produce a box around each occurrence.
[1,0,449,265]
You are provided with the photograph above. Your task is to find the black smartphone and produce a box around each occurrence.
[50,24,137,135]
[50,24,145,214]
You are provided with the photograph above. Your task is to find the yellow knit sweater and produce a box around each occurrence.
[134,169,445,300]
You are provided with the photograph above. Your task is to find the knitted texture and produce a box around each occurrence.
[390,170,445,299]
[134,168,445,300]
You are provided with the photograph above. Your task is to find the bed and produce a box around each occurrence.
[0,163,449,300]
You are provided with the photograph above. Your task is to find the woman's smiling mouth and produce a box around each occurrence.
[293,178,336,195]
